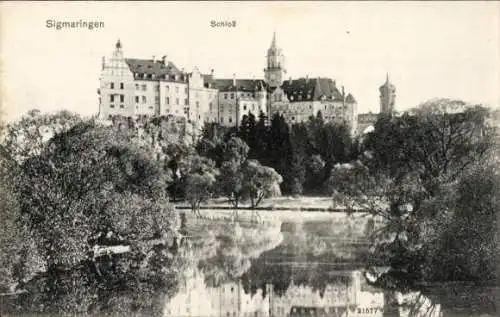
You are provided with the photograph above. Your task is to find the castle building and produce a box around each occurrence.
[379,73,396,115]
[98,40,216,131]
[356,74,397,135]
[265,33,358,135]
[98,34,359,134]
[204,75,268,127]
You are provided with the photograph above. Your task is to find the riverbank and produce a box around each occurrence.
[174,196,368,213]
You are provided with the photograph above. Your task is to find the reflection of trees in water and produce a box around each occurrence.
[241,260,352,299]
[240,221,358,298]
[198,221,284,288]
[6,216,224,316]
[10,245,185,315]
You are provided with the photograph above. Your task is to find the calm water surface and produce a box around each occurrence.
[3,211,496,317]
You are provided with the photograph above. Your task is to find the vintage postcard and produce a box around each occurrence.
[0,1,499,317]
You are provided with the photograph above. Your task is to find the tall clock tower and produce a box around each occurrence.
[264,32,286,88]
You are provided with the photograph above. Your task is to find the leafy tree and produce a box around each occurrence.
[217,159,244,208]
[3,109,81,163]
[305,154,326,193]
[16,121,178,271]
[165,141,193,200]
[184,154,218,215]
[333,99,498,299]
[249,111,269,161]
[222,136,249,165]
[241,160,283,208]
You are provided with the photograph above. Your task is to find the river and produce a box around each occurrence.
[2,210,497,317]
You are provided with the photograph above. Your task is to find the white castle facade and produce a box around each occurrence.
[98,33,363,134]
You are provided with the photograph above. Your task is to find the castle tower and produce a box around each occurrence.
[98,39,135,119]
[379,73,396,114]
[264,32,286,88]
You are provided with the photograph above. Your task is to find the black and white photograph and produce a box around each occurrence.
[0,1,499,316]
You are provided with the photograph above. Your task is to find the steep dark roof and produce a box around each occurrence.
[211,79,266,92]
[125,58,184,81]
[345,93,356,103]
[281,77,345,102]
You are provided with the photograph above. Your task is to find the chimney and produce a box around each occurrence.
[101,56,105,70]
[233,73,236,86]
[211,69,214,76]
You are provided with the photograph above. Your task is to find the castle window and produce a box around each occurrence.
[109,95,115,102]
[175,87,179,93]
[142,96,147,104]
[166,85,170,91]
[176,98,179,105]
[155,97,160,104]
[141,85,147,91]
[135,84,139,90]
[243,104,247,110]
[221,117,224,123]
[209,102,212,110]
[120,83,124,89]
[185,87,188,94]
[155,85,159,92]
[230,93,234,99]
[110,83,114,89]
[184,99,188,105]
[224,94,228,99]
[110,104,115,108]
[196,101,199,108]
[120,95,124,102]
[120,104,124,108]
[291,116,295,121]
[135,96,139,103]
[166,97,170,104]
[229,117,232,123]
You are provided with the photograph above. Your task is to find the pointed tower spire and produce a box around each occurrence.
[271,31,277,49]
[385,72,390,84]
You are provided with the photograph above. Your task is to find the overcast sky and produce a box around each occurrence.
[1,1,499,121]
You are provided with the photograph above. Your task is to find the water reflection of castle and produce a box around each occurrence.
[164,269,385,317]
